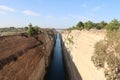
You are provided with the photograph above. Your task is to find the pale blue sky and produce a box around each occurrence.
[0,0,120,28]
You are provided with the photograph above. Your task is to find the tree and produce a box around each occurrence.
[93,23,100,29]
[100,21,107,28]
[106,19,120,31]
[76,21,84,30]
[27,23,34,36]
[84,21,93,30]
[27,23,39,36]
[94,21,107,30]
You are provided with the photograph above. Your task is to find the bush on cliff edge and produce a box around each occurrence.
[27,23,40,36]
[91,31,120,80]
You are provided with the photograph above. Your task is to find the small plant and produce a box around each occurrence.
[27,23,40,36]
[105,19,120,31]
[67,35,74,45]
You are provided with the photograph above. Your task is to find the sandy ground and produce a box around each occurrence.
[62,29,106,80]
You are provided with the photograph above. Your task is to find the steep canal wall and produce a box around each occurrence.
[0,29,56,80]
[61,30,106,80]
[61,40,82,80]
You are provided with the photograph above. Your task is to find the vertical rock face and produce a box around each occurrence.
[0,29,56,80]
[62,42,82,80]
[61,30,106,80]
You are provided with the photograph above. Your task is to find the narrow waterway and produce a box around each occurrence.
[45,33,66,80]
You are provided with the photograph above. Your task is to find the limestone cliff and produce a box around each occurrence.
[61,29,106,80]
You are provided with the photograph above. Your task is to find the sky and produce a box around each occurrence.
[0,0,120,28]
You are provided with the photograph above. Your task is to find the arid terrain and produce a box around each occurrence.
[62,29,106,80]
[0,29,56,80]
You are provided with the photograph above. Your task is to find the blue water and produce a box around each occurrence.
[46,33,66,80]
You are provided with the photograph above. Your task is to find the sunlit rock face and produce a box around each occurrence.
[0,29,56,80]
[61,29,106,80]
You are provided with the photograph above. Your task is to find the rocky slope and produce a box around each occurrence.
[61,29,106,80]
[0,29,56,80]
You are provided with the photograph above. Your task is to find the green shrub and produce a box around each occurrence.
[27,23,40,36]
[84,21,93,30]
[105,19,120,31]
[94,21,107,30]
[76,21,84,30]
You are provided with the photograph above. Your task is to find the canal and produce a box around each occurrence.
[45,33,66,80]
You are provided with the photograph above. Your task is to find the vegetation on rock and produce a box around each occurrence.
[68,19,120,80]
[27,23,41,36]
[69,19,120,31]
[106,19,120,31]
[67,35,74,45]
[92,30,120,80]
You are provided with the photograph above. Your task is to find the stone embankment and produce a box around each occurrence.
[61,29,106,80]
[0,29,56,80]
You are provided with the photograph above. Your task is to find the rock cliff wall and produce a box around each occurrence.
[62,40,82,80]
[61,30,106,80]
[0,30,56,80]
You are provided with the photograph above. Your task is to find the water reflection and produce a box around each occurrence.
[45,33,66,80]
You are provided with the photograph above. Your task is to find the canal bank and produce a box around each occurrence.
[0,29,57,80]
[61,33,82,80]
[45,33,66,80]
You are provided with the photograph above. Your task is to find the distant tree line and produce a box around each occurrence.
[69,19,120,31]
[0,23,41,36]
[0,27,17,32]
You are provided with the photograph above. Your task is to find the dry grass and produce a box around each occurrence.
[92,31,120,80]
